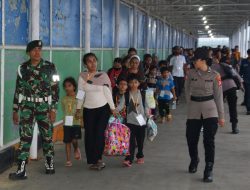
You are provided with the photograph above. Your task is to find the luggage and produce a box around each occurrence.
[147,118,158,142]
[104,118,130,156]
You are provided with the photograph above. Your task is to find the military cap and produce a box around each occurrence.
[26,40,43,52]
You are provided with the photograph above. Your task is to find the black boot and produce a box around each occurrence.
[232,123,239,134]
[45,156,55,174]
[203,162,213,183]
[9,160,28,180]
[188,158,199,173]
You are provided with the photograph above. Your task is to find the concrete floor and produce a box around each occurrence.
[0,92,250,190]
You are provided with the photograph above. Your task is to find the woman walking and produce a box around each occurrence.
[75,53,115,170]
[185,48,225,182]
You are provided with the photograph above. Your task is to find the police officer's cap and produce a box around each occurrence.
[26,40,43,52]
[193,48,209,60]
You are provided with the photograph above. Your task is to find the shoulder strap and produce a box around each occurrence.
[125,91,130,107]
[141,90,146,108]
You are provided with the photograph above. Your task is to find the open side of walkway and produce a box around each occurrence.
[0,93,249,190]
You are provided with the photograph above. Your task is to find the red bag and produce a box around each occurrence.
[104,119,130,156]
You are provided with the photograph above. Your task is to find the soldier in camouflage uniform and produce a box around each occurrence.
[9,40,59,180]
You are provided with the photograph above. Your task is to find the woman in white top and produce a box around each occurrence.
[75,53,115,170]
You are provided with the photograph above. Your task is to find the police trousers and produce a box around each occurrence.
[186,117,218,164]
[223,87,238,124]
[83,104,110,164]
[245,83,250,111]
[18,102,54,161]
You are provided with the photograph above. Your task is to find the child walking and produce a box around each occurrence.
[156,67,177,123]
[62,77,82,167]
[116,74,150,167]
[113,77,128,122]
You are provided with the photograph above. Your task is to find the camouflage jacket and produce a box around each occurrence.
[13,59,59,112]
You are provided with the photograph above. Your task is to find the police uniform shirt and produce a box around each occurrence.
[185,68,224,120]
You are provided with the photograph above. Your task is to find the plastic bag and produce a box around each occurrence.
[146,89,156,109]
[147,118,158,142]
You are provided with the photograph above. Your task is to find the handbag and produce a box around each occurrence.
[104,118,130,156]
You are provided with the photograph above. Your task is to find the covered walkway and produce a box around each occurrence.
[1,94,249,190]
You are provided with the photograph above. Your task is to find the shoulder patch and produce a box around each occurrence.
[216,74,222,87]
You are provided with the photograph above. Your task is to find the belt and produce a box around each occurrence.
[23,96,49,103]
[191,95,214,102]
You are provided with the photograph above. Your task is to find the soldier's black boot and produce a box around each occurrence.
[45,156,55,174]
[188,158,199,173]
[9,160,28,180]
[232,123,239,134]
[203,162,213,183]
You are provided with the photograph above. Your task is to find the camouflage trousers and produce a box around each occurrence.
[18,101,54,161]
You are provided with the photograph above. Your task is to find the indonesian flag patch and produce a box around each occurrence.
[216,75,222,87]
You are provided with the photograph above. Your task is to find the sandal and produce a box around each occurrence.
[136,158,144,164]
[167,114,172,122]
[74,148,81,160]
[65,161,72,167]
[89,164,102,171]
[98,160,106,169]
[123,160,132,167]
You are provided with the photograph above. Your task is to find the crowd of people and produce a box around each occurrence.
[9,40,250,184]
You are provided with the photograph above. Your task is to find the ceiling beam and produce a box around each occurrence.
[139,3,250,7]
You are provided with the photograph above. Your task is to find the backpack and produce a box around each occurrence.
[219,63,241,90]
[124,90,146,108]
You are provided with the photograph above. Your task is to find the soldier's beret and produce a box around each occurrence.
[194,48,209,60]
[26,40,43,52]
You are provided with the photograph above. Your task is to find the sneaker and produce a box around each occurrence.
[123,160,132,167]
[136,158,144,164]
[247,111,250,115]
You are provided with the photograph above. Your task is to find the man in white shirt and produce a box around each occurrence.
[169,46,186,102]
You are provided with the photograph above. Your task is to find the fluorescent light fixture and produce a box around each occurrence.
[208,30,212,33]
[204,20,207,24]
[205,25,209,29]
[202,16,206,20]
[198,6,203,11]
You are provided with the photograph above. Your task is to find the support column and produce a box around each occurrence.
[133,6,137,49]
[85,0,91,53]
[0,0,5,148]
[114,0,120,57]
[30,0,40,160]
[145,14,150,53]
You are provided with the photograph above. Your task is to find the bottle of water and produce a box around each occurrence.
[171,101,176,110]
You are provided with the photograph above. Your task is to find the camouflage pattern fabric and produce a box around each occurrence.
[13,59,59,161]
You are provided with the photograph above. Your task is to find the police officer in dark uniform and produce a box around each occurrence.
[240,49,250,115]
[185,48,225,183]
